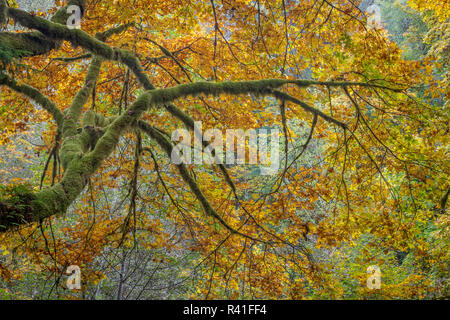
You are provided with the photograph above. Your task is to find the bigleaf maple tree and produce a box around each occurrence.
[0,0,448,299]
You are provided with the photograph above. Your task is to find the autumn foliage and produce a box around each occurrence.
[0,0,448,299]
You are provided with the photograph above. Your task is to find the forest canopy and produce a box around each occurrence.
[0,0,448,300]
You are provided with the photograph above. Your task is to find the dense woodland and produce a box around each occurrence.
[0,0,448,299]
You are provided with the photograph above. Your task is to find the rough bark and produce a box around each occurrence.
[0,0,87,57]
[0,2,403,233]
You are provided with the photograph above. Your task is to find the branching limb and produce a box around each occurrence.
[64,56,102,132]
[272,112,318,195]
[6,7,154,90]
[137,120,260,242]
[148,80,347,128]
[0,1,87,57]
[95,23,135,42]
[0,72,64,127]
[5,6,405,98]
[40,23,133,71]
[60,56,102,169]
[0,0,7,25]
[143,146,198,239]
[271,89,346,128]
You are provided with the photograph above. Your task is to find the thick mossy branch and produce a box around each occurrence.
[150,80,345,128]
[40,25,132,68]
[79,105,152,188]
[6,7,113,56]
[0,180,81,233]
[163,104,237,193]
[81,109,96,127]
[150,79,287,103]
[0,0,6,25]
[4,5,394,132]
[149,79,400,108]
[70,78,347,196]
[12,103,143,232]
[0,97,147,233]
[60,135,83,170]
[60,56,102,169]
[440,186,450,213]
[0,74,375,233]
[0,1,87,57]
[95,23,134,42]
[80,111,108,151]
[0,72,64,127]
[6,8,154,90]
[10,137,103,230]
[5,3,403,95]
[50,0,87,26]
[117,48,154,90]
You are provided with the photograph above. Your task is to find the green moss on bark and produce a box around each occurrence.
[0,73,63,126]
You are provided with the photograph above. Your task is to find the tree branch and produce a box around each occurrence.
[137,120,260,242]
[0,1,87,57]
[0,72,64,127]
